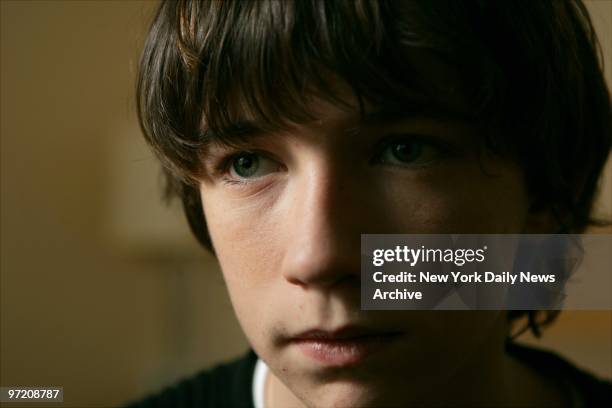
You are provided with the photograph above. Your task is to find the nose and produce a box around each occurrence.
[279,160,363,289]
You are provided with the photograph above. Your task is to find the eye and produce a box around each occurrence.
[229,152,278,179]
[377,138,441,167]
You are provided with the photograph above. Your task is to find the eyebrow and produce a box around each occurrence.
[201,98,471,146]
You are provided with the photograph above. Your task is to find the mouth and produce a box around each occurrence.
[288,326,405,367]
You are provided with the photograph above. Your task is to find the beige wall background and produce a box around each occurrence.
[0,1,610,407]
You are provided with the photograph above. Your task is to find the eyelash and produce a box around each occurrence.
[211,149,273,185]
[209,135,452,185]
[372,135,451,166]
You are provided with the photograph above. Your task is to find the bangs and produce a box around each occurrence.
[177,0,476,149]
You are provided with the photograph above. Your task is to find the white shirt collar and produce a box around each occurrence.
[252,358,269,408]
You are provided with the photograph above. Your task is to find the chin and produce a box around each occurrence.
[299,381,385,408]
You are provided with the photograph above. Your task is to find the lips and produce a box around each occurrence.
[289,326,404,367]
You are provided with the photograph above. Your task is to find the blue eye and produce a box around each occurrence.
[229,153,278,179]
[378,139,440,167]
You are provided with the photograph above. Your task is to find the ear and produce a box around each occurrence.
[522,199,560,234]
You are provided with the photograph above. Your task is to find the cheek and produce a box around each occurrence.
[377,160,529,233]
[202,188,279,283]
[199,186,283,346]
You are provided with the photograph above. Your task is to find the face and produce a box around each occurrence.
[199,94,533,407]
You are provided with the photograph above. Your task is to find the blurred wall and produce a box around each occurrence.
[1,2,248,407]
[0,1,610,407]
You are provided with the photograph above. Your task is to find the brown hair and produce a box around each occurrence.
[137,0,612,337]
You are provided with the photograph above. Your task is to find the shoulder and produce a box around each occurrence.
[124,350,258,408]
[506,341,611,407]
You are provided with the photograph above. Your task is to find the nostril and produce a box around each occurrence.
[285,275,306,287]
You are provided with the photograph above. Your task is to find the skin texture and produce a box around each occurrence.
[198,95,564,407]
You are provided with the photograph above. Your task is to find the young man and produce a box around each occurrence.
[128,0,611,406]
